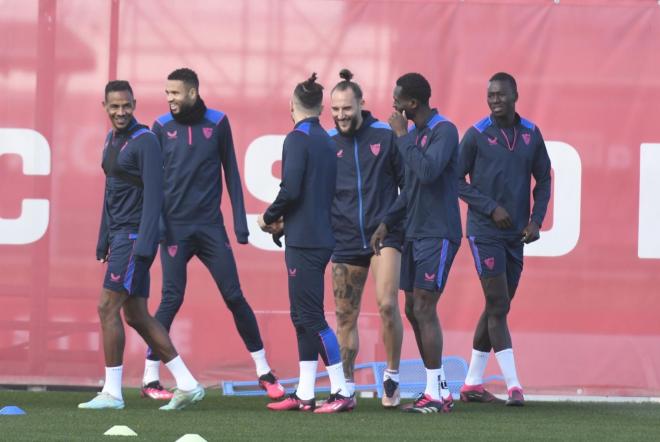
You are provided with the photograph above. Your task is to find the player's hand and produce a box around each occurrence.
[388,110,408,137]
[272,231,284,248]
[521,221,540,244]
[257,213,283,234]
[97,257,107,263]
[370,223,388,256]
[257,214,268,231]
[270,218,284,235]
[491,206,513,229]
[96,251,108,263]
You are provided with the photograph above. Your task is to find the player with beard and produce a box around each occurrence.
[79,80,204,411]
[328,69,405,408]
[371,73,462,413]
[141,68,284,401]
[457,72,551,406]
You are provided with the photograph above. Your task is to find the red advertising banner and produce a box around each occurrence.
[1,0,659,396]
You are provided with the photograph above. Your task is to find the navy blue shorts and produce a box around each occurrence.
[400,238,459,293]
[332,227,403,268]
[103,232,152,297]
[468,236,524,289]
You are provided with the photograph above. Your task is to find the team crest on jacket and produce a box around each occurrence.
[203,127,213,139]
[420,135,428,147]
[522,133,531,145]
[167,130,177,139]
[168,245,178,257]
[337,149,344,158]
[370,143,381,156]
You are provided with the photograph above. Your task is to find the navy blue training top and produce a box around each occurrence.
[264,117,337,249]
[329,111,404,254]
[458,114,552,239]
[96,118,163,259]
[152,109,249,243]
[383,110,462,241]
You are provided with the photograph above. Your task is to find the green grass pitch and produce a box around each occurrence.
[1,388,660,441]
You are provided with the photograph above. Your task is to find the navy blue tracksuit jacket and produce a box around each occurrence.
[152,109,249,243]
[263,117,336,249]
[458,114,552,239]
[383,110,462,241]
[96,118,163,260]
[328,111,404,254]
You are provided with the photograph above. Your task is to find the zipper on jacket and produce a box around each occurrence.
[353,138,368,249]
[188,126,192,145]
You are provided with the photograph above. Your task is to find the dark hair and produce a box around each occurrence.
[489,72,517,94]
[331,68,363,100]
[104,80,133,100]
[168,68,200,90]
[396,73,431,105]
[294,72,324,110]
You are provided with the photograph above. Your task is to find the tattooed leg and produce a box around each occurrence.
[332,263,369,381]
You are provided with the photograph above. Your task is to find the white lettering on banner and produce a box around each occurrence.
[0,129,51,245]
[638,143,660,258]
[245,135,285,251]
[525,141,581,257]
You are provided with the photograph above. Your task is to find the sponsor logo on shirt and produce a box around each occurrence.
[110,273,121,282]
[424,272,436,282]
[484,257,495,270]
[337,149,344,158]
[167,130,177,139]
[288,268,297,277]
[488,136,498,145]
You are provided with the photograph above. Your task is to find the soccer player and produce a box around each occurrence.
[258,73,353,413]
[328,69,405,407]
[142,68,283,400]
[457,72,551,406]
[79,80,204,411]
[371,73,462,413]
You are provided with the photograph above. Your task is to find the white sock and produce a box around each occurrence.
[424,367,441,400]
[164,355,198,391]
[464,349,490,386]
[345,381,356,396]
[143,359,161,385]
[495,348,522,390]
[101,365,123,401]
[439,366,451,400]
[326,362,349,396]
[296,360,318,400]
[250,348,271,377]
[384,369,400,383]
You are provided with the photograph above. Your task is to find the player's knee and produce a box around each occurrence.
[224,291,248,311]
[335,306,358,329]
[412,299,435,322]
[97,297,120,323]
[159,292,184,312]
[123,310,147,331]
[377,300,398,323]
[485,297,510,318]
